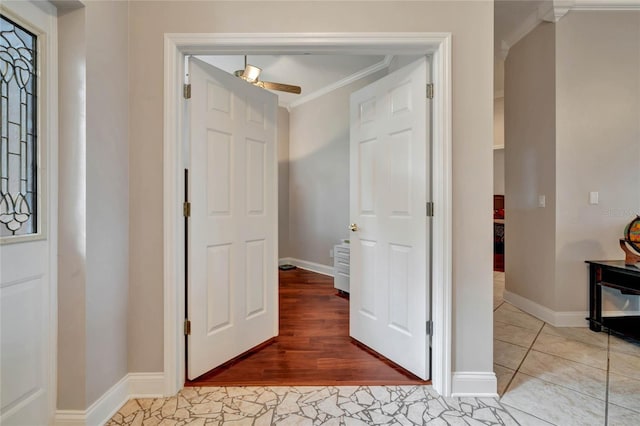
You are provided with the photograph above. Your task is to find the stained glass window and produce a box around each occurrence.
[0,14,37,237]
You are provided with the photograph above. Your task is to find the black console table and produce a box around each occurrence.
[586,260,640,341]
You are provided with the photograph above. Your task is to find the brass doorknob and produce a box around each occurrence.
[349,223,359,232]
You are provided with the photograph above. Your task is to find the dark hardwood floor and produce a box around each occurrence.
[187,268,430,386]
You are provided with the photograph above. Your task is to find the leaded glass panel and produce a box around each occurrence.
[0,14,37,237]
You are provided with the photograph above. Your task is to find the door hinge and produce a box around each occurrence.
[183,201,191,217]
[184,319,191,336]
[426,83,434,99]
[426,201,434,217]
[183,83,191,99]
[426,320,433,336]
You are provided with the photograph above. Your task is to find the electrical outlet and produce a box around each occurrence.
[329,249,334,258]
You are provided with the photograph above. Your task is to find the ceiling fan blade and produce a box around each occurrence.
[258,80,302,94]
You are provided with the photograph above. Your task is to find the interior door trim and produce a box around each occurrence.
[163,32,452,397]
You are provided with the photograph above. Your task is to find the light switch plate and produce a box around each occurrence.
[589,192,599,205]
[538,195,546,208]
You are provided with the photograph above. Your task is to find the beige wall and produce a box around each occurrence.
[127,0,494,378]
[504,22,557,309]
[555,11,640,312]
[56,0,130,410]
[505,12,640,318]
[494,149,505,196]
[278,107,290,258]
[494,97,505,195]
[288,71,386,266]
[57,5,87,410]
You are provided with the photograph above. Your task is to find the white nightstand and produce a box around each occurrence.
[333,243,350,293]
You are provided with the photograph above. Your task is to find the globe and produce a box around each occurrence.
[624,215,640,253]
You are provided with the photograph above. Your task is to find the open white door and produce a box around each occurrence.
[1,2,56,424]
[349,58,431,380]
[187,58,278,380]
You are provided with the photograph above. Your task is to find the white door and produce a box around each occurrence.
[0,2,56,425]
[349,58,431,380]
[187,58,278,380]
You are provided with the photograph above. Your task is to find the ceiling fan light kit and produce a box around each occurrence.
[234,55,302,94]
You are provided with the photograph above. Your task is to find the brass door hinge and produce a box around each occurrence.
[184,319,191,336]
[184,83,191,99]
[183,202,191,218]
[426,83,434,99]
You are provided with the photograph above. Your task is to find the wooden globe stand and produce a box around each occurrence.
[620,239,640,266]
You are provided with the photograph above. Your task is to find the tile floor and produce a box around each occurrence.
[108,272,640,425]
[494,271,640,425]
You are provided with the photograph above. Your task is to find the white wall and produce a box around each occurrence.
[287,70,386,266]
[127,0,494,385]
[56,0,130,410]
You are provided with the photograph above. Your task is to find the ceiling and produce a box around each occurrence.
[494,0,548,95]
[494,0,547,55]
[197,54,390,109]
[197,3,551,105]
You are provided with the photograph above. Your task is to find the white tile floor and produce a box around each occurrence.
[108,273,640,425]
[494,271,640,425]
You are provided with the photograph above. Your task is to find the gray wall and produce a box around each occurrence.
[127,0,495,380]
[505,22,558,309]
[56,0,130,410]
[287,71,386,266]
[505,12,640,318]
[278,107,290,258]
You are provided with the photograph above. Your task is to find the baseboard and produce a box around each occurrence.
[54,373,165,426]
[128,372,165,398]
[451,372,498,397]
[279,257,334,277]
[503,290,640,327]
[503,290,558,325]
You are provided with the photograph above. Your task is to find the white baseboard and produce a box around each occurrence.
[54,373,165,426]
[503,290,640,327]
[451,372,498,398]
[279,257,334,277]
[503,290,559,325]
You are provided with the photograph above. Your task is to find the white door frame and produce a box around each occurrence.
[163,32,452,396]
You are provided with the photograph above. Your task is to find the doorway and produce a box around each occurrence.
[163,32,453,397]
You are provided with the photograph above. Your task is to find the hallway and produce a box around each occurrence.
[188,268,428,386]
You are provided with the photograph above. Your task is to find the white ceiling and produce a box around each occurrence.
[197,54,391,109]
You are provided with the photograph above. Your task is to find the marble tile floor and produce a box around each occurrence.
[108,272,639,425]
[107,385,527,425]
[494,271,640,425]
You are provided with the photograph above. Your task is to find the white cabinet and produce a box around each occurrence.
[333,243,350,293]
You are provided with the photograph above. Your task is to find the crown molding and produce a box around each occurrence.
[498,0,640,59]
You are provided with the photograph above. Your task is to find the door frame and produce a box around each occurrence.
[163,32,453,396]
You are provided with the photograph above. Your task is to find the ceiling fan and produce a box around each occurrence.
[234,56,302,94]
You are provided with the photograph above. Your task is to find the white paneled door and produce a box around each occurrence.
[349,58,431,380]
[0,1,56,425]
[187,58,278,380]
